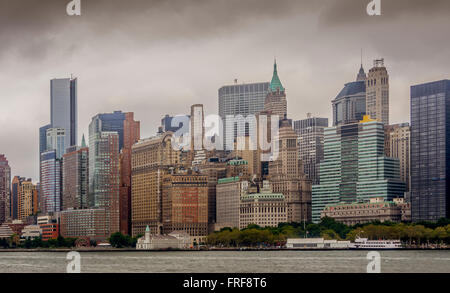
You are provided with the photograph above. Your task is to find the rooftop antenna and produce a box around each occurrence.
[360,48,363,66]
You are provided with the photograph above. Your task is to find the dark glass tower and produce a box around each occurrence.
[410,80,450,222]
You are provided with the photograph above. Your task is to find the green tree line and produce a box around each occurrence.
[206,218,450,247]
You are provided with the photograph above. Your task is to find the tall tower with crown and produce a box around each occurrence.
[264,60,287,119]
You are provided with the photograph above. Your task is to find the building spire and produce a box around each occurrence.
[270,58,285,92]
[356,50,366,82]
[81,133,86,148]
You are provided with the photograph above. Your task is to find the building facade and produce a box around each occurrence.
[162,174,208,244]
[264,61,287,119]
[131,132,180,236]
[293,115,329,185]
[0,155,11,224]
[388,123,410,194]
[119,112,140,235]
[269,119,312,223]
[62,145,89,210]
[89,116,120,237]
[60,208,109,240]
[332,65,366,126]
[239,182,287,229]
[312,116,406,223]
[216,176,249,229]
[366,59,389,125]
[219,81,269,149]
[40,150,62,213]
[321,197,411,225]
[46,128,66,159]
[50,77,77,150]
[410,80,450,221]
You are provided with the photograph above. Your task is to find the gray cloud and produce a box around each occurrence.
[0,0,449,181]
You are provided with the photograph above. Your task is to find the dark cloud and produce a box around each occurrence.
[0,0,449,180]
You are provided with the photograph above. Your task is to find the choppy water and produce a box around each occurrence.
[0,250,449,273]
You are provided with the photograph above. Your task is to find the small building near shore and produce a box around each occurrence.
[286,238,350,249]
[136,225,191,250]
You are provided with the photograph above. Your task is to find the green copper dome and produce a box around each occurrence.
[270,60,285,92]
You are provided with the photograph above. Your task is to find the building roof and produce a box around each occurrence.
[335,80,366,100]
[269,60,285,92]
[241,193,285,201]
[218,176,240,184]
[0,223,14,238]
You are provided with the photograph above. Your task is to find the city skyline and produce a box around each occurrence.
[1,0,450,182]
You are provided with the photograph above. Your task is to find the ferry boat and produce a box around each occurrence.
[349,237,402,249]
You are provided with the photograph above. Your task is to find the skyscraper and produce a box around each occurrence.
[264,60,287,119]
[92,111,127,150]
[46,128,66,159]
[50,77,77,150]
[0,155,11,224]
[269,119,312,223]
[89,117,120,236]
[294,115,329,185]
[332,65,366,126]
[131,132,180,236]
[40,150,62,213]
[410,80,450,221]
[366,59,389,125]
[388,123,410,194]
[312,116,405,223]
[219,81,269,148]
[62,143,89,210]
[119,112,140,235]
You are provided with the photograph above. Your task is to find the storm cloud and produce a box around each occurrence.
[0,0,449,180]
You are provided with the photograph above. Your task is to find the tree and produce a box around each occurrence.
[109,232,130,248]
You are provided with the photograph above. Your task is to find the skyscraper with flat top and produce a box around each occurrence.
[410,80,450,222]
[219,80,269,149]
[366,59,389,125]
[50,77,77,150]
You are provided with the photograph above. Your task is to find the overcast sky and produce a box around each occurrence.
[0,0,449,181]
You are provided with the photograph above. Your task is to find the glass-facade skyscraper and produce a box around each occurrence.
[312,117,405,223]
[410,80,450,222]
[40,150,62,213]
[219,82,269,148]
[50,78,77,151]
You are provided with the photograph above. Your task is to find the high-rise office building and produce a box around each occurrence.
[50,77,77,150]
[89,117,120,236]
[332,65,366,126]
[92,111,127,150]
[269,119,312,223]
[46,128,66,159]
[366,59,389,125]
[264,60,287,119]
[216,177,249,229]
[0,155,11,224]
[312,116,405,223]
[39,124,51,212]
[89,111,139,235]
[11,176,25,220]
[161,114,188,133]
[131,132,180,236]
[294,114,329,185]
[388,123,410,194]
[119,112,140,235]
[162,174,208,244]
[410,80,450,221]
[62,143,89,210]
[40,150,62,213]
[219,80,269,149]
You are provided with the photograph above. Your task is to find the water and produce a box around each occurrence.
[0,250,449,273]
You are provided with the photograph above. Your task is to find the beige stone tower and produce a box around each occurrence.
[366,58,389,125]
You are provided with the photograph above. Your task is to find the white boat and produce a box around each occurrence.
[349,237,402,249]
